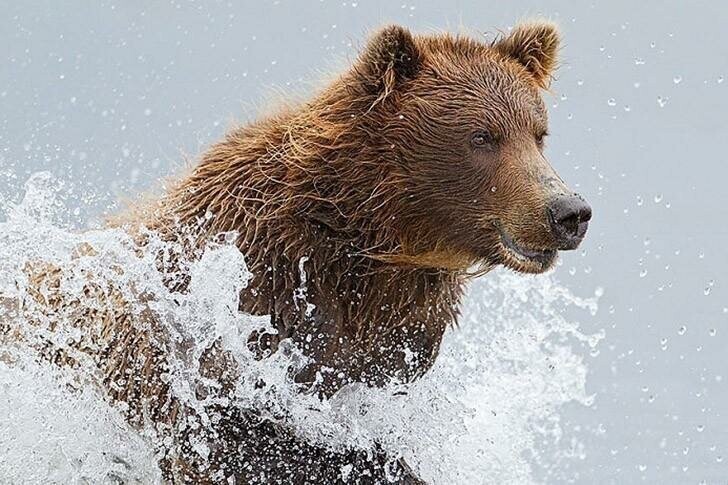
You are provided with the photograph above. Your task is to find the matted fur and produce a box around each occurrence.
[6,20,583,484]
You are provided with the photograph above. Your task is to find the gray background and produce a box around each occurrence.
[1,1,727,483]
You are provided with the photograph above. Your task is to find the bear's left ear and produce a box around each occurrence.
[356,25,423,97]
[493,20,560,89]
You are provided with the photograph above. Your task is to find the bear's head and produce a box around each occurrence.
[352,21,591,274]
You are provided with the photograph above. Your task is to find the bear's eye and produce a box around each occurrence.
[535,131,548,148]
[470,131,496,149]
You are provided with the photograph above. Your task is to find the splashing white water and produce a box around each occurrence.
[0,172,602,484]
[0,358,162,484]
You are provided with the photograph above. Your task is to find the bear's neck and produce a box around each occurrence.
[145,101,467,395]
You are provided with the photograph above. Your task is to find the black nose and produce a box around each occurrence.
[548,194,592,250]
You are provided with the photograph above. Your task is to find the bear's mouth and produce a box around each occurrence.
[495,224,557,274]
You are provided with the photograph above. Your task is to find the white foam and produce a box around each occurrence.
[0,358,161,484]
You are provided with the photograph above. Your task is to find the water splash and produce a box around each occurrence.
[0,358,162,484]
[0,173,601,484]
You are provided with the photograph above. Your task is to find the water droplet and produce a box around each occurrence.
[607,98,616,106]
[673,75,682,84]
[697,424,705,432]
[704,280,714,295]
[653,194,663,203]
[657,96,668,107]
[709,328,717,337]
[718,76,724,84]
[636,196,643,206]
[624,105,631,112]
[678,325,687,335]
[639,269,648,278]
[634,57,645,65]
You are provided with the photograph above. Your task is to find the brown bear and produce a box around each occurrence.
[5,20,591,484]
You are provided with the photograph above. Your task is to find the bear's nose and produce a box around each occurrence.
[547,194,592,250]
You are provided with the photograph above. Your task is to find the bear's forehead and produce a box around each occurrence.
[411,66,547,135]
[413,35,549,134]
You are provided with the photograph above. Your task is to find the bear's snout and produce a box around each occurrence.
[547,194,592,250]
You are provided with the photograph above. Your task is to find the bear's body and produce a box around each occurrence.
[2,22,591,484]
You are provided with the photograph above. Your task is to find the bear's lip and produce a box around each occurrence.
[495,224,557,272]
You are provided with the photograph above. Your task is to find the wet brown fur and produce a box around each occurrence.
[6,21,572,484]
[128,21,568,395]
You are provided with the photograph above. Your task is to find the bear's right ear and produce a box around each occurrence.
[355,25,422,97]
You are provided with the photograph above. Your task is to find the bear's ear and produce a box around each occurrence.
[493,20,560,89]
[356,25,422,96]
